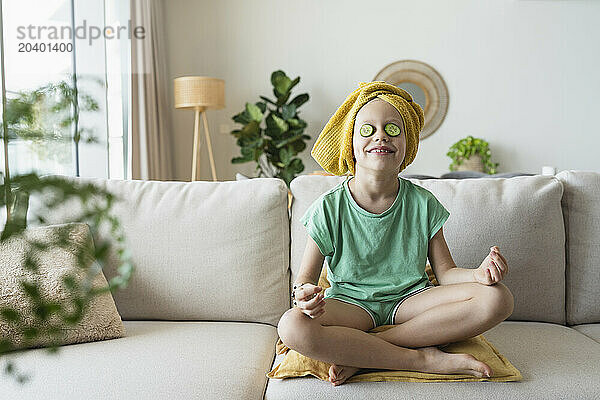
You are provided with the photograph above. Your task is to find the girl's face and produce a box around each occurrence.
[352,99,406,174]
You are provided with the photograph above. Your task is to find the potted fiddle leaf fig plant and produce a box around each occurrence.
[230,70,311,188]
[447,135,499,174]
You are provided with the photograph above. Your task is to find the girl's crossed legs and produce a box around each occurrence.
[277,281,514,386]
[380,281,514,348]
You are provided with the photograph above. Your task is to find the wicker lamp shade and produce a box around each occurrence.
[174,76,225,110]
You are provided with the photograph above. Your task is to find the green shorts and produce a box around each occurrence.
[324,281,435,329]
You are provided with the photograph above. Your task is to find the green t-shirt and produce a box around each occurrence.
[300,175,450,303]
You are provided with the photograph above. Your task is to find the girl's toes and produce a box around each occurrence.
[328,364,340,382]
[328,364,360,386]
[473,362,492,378]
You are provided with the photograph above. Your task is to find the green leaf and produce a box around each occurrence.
[289,120,308,131]
[271,70,292,97]
[46,345,60,354]
[62,274,78,290]
[265,114,284,137]
[240,146,254,158]
[237,133,265,149]
[230,129,243,138]
[288,158,304,174]
[94,242,110,263]
[24,255,38,272]
[34,301,61,321]
[232,111,251,125]
[259,96,277,106]
[289,76,300,91]
[292,140,306,153]
[1,308,20,323]
[239,120,260,139]
[245,102,263,122]
[278,168,293,185]
[0,340,13,354]
[232,152,254,164]
[5,360,14,373]
[276,91,291,106]
[23,326,39,340]
[253,147,261,161]
[281,104,296,120]
[274,133,305,149]
[20,281,41,301]
[289,93,309,109]
[256,101,267,114]
[272,115,288,133]
[279,148,291,165]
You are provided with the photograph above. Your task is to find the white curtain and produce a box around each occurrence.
[130,0,174,180]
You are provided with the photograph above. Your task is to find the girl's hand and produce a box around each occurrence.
[473,246,509,285]
[293,283,326,319]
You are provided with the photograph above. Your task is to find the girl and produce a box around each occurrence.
[277,81,514,386]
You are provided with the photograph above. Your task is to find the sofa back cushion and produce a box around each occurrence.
[28,176,290,327]
[556,171,600,325]
[290,175,566,324]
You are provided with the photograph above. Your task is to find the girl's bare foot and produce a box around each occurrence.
[327,346,491,386]
[419,346,492,378]
[328,363,361,386]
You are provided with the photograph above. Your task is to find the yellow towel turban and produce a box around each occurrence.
[311,81,425,176]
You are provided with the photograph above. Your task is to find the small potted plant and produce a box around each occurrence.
[447,135,499,174]
[230,70,311,188]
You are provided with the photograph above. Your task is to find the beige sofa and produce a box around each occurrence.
[3,171,599,399]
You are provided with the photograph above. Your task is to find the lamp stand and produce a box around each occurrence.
[191,107,217,182]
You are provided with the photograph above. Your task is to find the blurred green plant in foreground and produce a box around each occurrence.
[0,173,134,384]
[4,75,104,167]
[0,73,132,384]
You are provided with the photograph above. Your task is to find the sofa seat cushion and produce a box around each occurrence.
[3,321,278,400]
[572,323,600,344]
[265,321,600,399]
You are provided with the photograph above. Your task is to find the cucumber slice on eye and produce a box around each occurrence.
[385,123,401,137]
[359,124,374,137]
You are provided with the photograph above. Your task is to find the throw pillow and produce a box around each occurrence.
[0,222,125,350]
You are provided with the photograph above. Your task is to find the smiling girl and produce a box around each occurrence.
[277,81,514,386]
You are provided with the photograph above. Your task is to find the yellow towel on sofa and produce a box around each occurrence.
[267,264,522,383]
[267,327,522,383]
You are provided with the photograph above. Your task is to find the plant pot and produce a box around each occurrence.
[456,154,484,173]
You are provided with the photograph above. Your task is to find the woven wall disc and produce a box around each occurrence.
[373,60,448,140]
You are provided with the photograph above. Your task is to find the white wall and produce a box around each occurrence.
[163,0,600,181]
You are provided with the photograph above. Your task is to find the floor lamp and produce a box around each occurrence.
[174,76,225,181]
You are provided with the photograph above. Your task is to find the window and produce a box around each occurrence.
[0,0,130,179]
